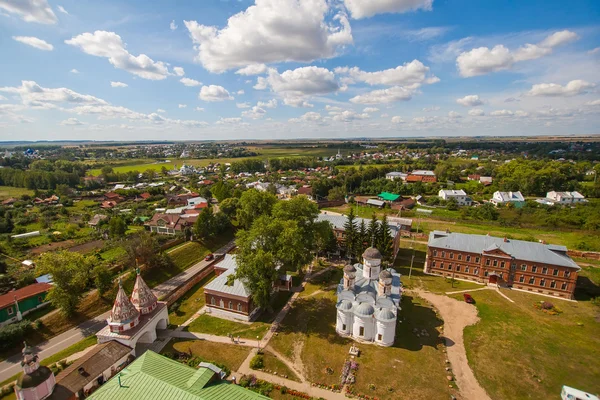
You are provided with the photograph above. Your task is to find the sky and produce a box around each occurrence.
[0,0,599,141]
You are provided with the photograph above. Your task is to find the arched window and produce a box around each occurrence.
[211,297,215,305]
[237,303,242,311]
[228,301,233,309]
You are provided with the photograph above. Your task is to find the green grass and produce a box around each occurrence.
[98,246,127,262]
[168,272,216,325]
[261,351,301,382]
[457,289,600,400]
[40,335,97,366]
[185,314,270,340]
[163,339,251,372]
[0,186,34,200]
[169,242,210,270]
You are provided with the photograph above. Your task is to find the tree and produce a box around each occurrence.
[235,248,278,309]
[343,208,358,259]
[358,219,368,254]
[366,214,379,248]
[125,232,173,270]
[100,166,113,177]
[314,220,336,256]
[161,166,169,176]
[93,264,113,296]
[376,215,393,260]
[219,197,239,220]
[108,216,127,237]
[327,186,346,201]
[36,251,94,316]
[446,197,459,211]
[236,189,277,229]
[194,207,215,240]
[211,181,232,202]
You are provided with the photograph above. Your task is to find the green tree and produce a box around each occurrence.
[358,219,368,254]
[343,208,358,259]
[236,189,277,229]
[219,197,239,220]
[211,181,232,202]
[125,232,173,270]
[314,220,336,256]
[194,207,215,240]
[446,197,459,211]
[93,264,113,296]
[366,214,379,247]
[108,216,127,237]
[327,186,346,201]
[36,251,94,316]
[234,248,278,309]
[376,215,393,260]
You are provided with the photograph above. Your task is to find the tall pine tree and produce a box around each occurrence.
[343,208,358,259]
[358,219,368,255]
[377,214,393,260]
[367,214,379,247]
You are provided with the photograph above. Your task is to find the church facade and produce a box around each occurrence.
[336,247,402,347]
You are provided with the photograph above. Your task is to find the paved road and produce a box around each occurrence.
[0,239,236,382]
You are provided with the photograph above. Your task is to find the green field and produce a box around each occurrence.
[0,186,34,200]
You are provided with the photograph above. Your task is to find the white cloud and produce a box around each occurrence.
[257,99,277,109]
[335,60,438,86]
[236,64,268,76]
[237,90,245,95]
[504,97,519,103]
[490,109,514,116]
[325,105,343,112]
[184,0,352,73]
[70,69,79,74]
[110,81,128,88]
[289,111,322,123]
[170,20,178,30]
[456,94,483,107]
[422,106,440,112]
[527,80,595,97]
[283,98,314,108]
[448,111,462,119]
[585,99,600,106]
[391,116,404,123]
[457,30,579,77]
[156,109,166,113]
[57,5,68,15]
[0,80,108,108]
[65,31,170,80]
[236,102,251,109]
[350,86,415,104]
[363,107,379,113]
[0,0,57,24]
[588,47,600,55]
[173,67,185,76]
[329,109,369,122]
[412,116,437,124]
[12,36,53,51]
[178,104,187,108]
[60,118,84,126]
[468,108,485,116]
[258,67,339,102]
[180,78,202,87]
[199,85,233,102]
[242,106,268,119]
[343,0,433,19]
[195,107,205,111]
[0,95,6,101]
[216,117,242,124]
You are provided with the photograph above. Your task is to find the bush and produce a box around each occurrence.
[249,354,264,370]
[0,320,32,350]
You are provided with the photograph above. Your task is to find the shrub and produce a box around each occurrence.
[541,301,554,310]
[0,320,32,350]
[249,354,264,370]
[280,386,288,394]
[33,319,43,330]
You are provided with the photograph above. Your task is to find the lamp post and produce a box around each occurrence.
[256,336,260,353]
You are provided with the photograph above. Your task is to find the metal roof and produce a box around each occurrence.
[428,231,580,270]
[367,199,385,207]
[378,192,400,201]
[87,351,268,400]
[204,255,252,298]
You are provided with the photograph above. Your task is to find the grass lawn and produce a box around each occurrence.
[162,339,251,372]
[169,272,216,325]
[261,351,301,382]
[185,314,270,340]
[0,186,34,200]
[269,288,453,399]
[455,289,600,400]
[98,246,127,262]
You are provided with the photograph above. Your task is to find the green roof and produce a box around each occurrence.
[87,351,268,400]
[378,192,400,201]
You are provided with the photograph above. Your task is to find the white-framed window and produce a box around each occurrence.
[447,263,452,270]
[458,254,462,261]
[484,270,488,277]
[540,279,545,287]
[228,301,233,309]
[532,266,537,273]
[442,251,446,258]
[433,250,437,257]
[432,261,436,267]
[450,253,454,259]
[475,257,480,263]
[377,334,382,341]
[465,266,470,273]
[456,265,461,272]
[564,270,570,278]
[440,262,444,269]
[7,307,14,315]
[561,282,567,290]
[237,303,242,312]
[521,264,527,271]
[519,275,525,283]
[211,297,215,305]
[485,259,491,266]
[342,324,346,331]
[542,267,548,274]
[553,269,559,276]
[359,326,365,337]
[529,277,535,285]
[466,255,471,262]
[493,260,498,267]
[500,261,505,269]
[550,281,556,288]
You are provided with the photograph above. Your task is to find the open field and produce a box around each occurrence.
[185,314,271,339]
[454,288,600,400]
[261,350,301,382]
[0,186,34,200]
[163,339,251,372]
[269,269,454,400]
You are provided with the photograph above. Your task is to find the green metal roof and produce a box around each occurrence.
[378,192,400,201]
[87,351,268,400]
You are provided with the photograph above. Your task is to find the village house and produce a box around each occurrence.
[204,254,261,321]
[385,171,407,182]
[103,192,124,203]
[424,231,580,299]
[438,189,472,206]
[297,185,313,200]
[490,191,525,207]
[406,170,437,183]
[88,214,108,229]
[546,191,586,205]
[336,247,402,346]
[144,213,197,235]
[0,282,52,327]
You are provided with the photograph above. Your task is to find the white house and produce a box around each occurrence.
[438,189,472,206]
[336,247,402,347]
[546,191,586,205]
[385,172,407,182]
[490,191,525,207]
[187,196,208,207]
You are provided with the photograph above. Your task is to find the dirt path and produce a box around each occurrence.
[410,289,492,400]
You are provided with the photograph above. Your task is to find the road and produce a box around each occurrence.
[0,239,236,382]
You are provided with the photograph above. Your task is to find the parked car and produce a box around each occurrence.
[204,253,214,261]
[463,293,475,304]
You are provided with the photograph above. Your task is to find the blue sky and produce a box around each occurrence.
[0,0,599,141]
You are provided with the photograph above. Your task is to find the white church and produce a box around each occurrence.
[336,247,402,347]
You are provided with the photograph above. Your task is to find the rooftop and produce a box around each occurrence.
[204,255,252,298]
[87,351,268,400]
[0,282,52,309]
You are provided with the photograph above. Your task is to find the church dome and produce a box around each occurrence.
[379,270,392,279]
[131,270,158,314]
[110,280,140,325]
[363,247,382,260]
[16,366,53,389]
[343,263,357,273]
[376,308,396,321]
[336,300,353,311]
[354,302,375,316]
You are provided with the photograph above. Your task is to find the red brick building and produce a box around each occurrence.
[406,170,437,183]
[425,231,580,299]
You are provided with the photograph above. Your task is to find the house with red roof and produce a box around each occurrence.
[0,282,52,327]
